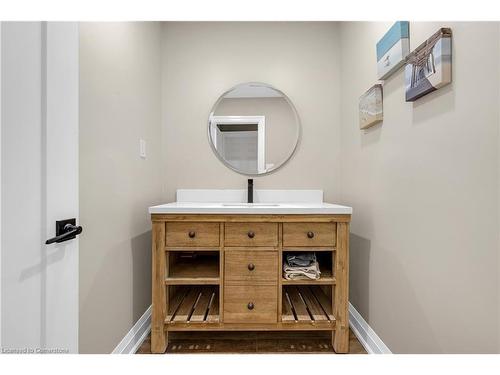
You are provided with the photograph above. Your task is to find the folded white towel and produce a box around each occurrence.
[283,260,321,280]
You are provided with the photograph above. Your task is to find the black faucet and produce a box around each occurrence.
[247,179,254,203]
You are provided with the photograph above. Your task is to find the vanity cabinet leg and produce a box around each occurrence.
[333,222,349,353]
[151,221,167,353]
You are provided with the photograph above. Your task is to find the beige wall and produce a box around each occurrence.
[215,97,297,170]
[79,22,163,353]
[161,22,341,202]
[339,22,499,353]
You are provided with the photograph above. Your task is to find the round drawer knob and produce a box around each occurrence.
[307,231,315,239]
[247,231,255,238]
[247,302,255,310]
[247,263,255,271]
[188,231,196,238]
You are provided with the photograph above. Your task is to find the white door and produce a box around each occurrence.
[1,22,79,353]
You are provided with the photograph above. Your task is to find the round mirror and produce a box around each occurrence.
[208,82,300,175]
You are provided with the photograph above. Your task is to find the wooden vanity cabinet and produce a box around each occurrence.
[151,214,351,354]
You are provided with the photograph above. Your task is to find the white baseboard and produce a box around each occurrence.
[349,302,391,354]
[112,305,151,354]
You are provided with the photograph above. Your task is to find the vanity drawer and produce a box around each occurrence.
[283,223,336,247]
[225,251,277,282]
[223,284,277,323]
[166,222,220,247]
[224,222,278,247]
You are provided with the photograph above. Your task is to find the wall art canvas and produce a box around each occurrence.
[359,84,383,130]
[405,28,452,102]
[376,21,410,80]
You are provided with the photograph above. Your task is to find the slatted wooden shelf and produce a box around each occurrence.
[282,286,335,324]
[282,270,336,285]
[165,255,220,285]
[165,286,219,324]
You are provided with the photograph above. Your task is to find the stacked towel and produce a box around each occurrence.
[283,253,321,280]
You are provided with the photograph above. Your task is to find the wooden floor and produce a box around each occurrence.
[137,329,366,354]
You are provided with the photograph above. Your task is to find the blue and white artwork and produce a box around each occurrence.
[376,21,410,80]
[404,28,452,102]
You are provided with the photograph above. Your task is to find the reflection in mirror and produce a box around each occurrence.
[208,83,300,176]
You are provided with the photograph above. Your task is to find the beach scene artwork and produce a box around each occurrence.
[359,84,383,130]
[405,28,452,102]
[377,21,410,80]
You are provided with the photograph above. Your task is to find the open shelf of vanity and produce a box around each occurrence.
[151,214,350,353]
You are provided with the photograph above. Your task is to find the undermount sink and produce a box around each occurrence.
[222,203,281,207]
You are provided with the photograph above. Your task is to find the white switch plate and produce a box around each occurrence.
[139,139,146,159]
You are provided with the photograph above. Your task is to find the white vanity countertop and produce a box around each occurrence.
[148,202,352,214]
[149,189,352,215]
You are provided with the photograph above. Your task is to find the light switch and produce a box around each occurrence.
[139,139,146,159]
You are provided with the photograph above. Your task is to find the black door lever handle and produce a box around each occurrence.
[45,219,83,244]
